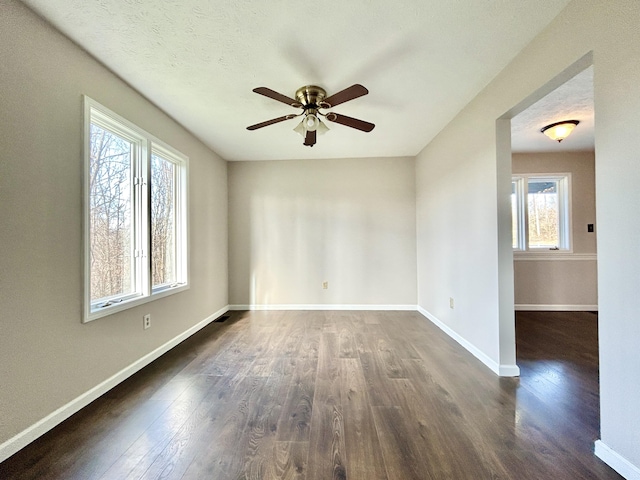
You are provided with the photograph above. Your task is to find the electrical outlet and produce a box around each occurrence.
[322,281,328,289]
[449,297,454,309]
[143,314,151,330]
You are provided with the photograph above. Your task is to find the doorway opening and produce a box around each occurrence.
[503,56,601,460]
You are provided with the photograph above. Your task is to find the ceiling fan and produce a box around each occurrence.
[246,84,375,147]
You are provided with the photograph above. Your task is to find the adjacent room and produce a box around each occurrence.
[1,0,639,478]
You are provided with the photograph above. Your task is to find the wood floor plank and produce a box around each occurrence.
[237,372,295,477]
[377,312,422,359]
[337,325,358,359]
[276,347,318,443]
[201,328,260,377]
[340,358,387,480]
[373,334,407,378]
[177,324,241,377]
[362,312,381,325]
[357,352,396,406]
[306,331,348,479]
[235,327,287,378]
[371,406,435,480]
[313,333,341,405]
[265,441,308,480]
[307,404,347,480]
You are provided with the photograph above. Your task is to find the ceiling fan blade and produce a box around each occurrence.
[321,84,369,108]
[303,130,317,146]
[247,114,298,131]
[253,87,302,108]
[325,113,375,132]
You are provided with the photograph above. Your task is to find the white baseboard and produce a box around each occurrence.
[595,440,640,480]
[0,305,230,464]
[417,306,520,378]
[498,364,521,377]
[229,304,417,311]
[515,304,598,311]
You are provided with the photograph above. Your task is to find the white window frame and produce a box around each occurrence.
[512,173,572,254]
[83,96,189,322]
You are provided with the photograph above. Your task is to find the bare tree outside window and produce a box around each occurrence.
[89,123,134,302]
[528,181,559,248]
[151,154,176,287]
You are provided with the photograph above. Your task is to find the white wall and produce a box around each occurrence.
[513,152,597,310]
[0,0,228,458]
[417,0,640,475]
[417,118,505,365]
[228,157,417,308]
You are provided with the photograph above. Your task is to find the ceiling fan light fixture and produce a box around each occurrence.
[295,113,329,136]
[316,118,329,135]
[541,120,579,142]
[293,119,306,137]
[304,113,319,132]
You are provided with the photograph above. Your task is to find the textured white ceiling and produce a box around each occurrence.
[511,66,594,153]
[22,0,572,161]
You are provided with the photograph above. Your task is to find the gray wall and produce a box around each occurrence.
[228,157,417,308]
[0,0,228,451]
[513,152,597,310]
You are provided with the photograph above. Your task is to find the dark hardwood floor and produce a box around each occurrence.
[0,310,621,479]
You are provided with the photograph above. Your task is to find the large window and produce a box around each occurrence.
[512,174,571,252]
[84,97,188,322]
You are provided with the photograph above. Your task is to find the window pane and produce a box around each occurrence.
[511,181,518,248]
[89,123,134,302]
[151,153,176,288]
[527,180,559,248]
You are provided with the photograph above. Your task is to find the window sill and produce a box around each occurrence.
[513,252,597,261]
[84,283,189,323]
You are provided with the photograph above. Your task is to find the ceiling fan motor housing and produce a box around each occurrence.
[295,85,327,109]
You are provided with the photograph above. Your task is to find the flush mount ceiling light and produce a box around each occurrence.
[540,120,580,142]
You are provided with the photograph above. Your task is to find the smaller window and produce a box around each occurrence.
[512,174,571,252]
[151,147,186,292]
